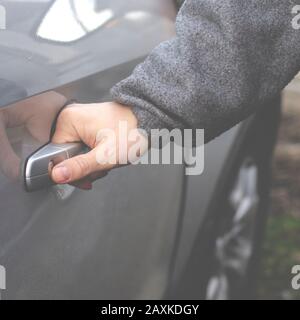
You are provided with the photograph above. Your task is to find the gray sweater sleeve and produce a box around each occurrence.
[111,0,300,142]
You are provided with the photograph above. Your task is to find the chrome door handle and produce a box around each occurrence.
[23,143,86,192]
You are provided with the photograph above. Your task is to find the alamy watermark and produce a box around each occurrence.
[95,122,205,176]
[292,265,300,290]
[0,265,6,300]
[0,4,6,30]
[292,5,300,29]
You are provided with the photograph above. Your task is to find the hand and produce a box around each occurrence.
[51,102,148,190]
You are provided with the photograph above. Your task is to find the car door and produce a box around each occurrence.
[0,0,185,299]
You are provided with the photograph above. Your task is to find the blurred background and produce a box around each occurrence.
[258,74,300,300]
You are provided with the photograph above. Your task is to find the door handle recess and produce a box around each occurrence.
[23,143,85,192]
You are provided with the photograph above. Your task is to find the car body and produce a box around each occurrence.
[0,0,281,300]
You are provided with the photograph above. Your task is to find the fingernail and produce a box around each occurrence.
[52,166,71,183]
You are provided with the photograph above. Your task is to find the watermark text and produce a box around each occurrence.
[0,265,6,299]
[0,5,6,30]
[95,123,205,176]
[292,265,300,290]
[292,5,300,30]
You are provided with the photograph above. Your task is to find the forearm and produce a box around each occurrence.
[111,0,300,142]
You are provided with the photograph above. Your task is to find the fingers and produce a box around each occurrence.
[49,102,141,189]
[51,149,112,185]
[50,105,116,187]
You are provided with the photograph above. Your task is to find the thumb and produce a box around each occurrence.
[51,149,108,184]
